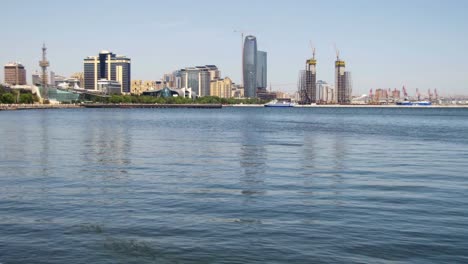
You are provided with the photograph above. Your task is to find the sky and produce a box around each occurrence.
[1,0,468,96]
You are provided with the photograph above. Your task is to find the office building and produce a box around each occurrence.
[256,51,267,90]
[180,65,219,97]
[83,50,131,94]
[243,35,257,98]
[4,62,27,85]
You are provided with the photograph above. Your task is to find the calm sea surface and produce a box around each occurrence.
[0,107,467,263]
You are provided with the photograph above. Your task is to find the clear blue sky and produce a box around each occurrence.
[2,0,468,95]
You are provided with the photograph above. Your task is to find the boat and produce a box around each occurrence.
[396,101,432,106]
[414,101,432,106]
[264,99,295,107]
[396,101,413,106]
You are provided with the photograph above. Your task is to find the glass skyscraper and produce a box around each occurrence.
[243,35,257,98]
[256,51,267,89]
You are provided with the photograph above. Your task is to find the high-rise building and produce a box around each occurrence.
[335,56,350,104]
[184,67,200,96]
[344,71,352,102]
[298,53,317,104]
[83,50,131,93]
[317,80,335,103]
[180,65,219,97]
[256,50,267,90]
[4,62,27,85]
[198,69,211,97]
[243,35,257,98]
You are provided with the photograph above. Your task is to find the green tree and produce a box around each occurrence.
[109,95,123,103]
[19,93,34,104]
[1,93,15,104]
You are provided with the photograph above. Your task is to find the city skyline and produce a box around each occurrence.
[1,0,468,95]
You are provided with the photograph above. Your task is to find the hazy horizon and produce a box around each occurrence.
[1,0,467,96]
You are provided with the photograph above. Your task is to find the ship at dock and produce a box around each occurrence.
[264,98,295,107]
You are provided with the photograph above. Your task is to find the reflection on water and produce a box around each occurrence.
[239,114,266,200]
[39,111,50,177]
[0,108,468,263]
[81,112,131,177]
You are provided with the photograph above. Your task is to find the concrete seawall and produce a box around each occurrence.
[82,103,223,109]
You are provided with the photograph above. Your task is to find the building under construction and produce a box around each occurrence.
[335,54,352,104]
[298,50,317,104]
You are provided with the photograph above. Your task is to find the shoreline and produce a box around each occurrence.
[2,103,468,111]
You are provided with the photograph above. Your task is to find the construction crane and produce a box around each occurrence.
[309,41,316,60]
[402,86,408,98]
[334,43,340,60]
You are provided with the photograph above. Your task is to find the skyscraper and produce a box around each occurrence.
[335,56,349,104]
[298,52,317,104]
[83,50,131,93]
[198,69,211,97]
[344,71,352,102]
[243,35,257,98]
[256,50,267,90]
[4,62,27,85]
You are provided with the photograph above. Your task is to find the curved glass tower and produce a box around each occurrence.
[243,35,257,98]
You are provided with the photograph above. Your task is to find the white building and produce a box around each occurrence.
[317,80,335,103]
